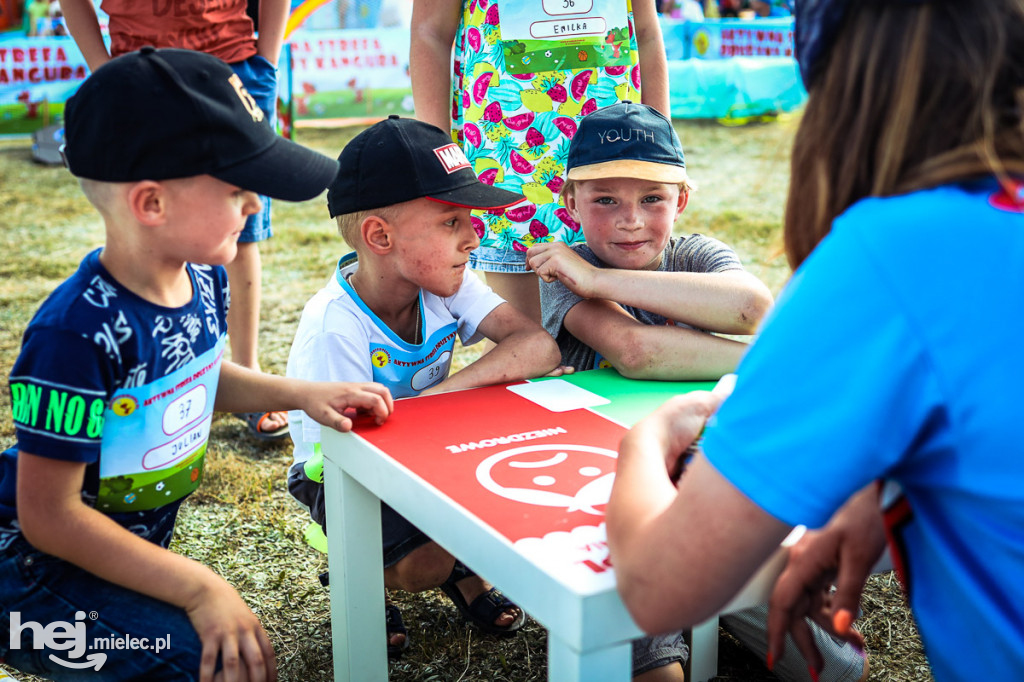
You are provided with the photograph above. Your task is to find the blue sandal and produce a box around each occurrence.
[439,561,525,636]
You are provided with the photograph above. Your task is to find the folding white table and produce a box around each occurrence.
[319,370,794,682]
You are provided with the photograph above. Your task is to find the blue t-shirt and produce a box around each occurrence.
[3,249,229,549]
[702,179,1024,681]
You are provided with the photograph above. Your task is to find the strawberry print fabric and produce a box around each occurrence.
[451,0,643,252]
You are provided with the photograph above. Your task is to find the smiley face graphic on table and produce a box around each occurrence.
[475,444,617,515]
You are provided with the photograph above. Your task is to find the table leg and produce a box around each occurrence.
[547,634,632,682]
[688,617,720,682]
[324,463,388,682]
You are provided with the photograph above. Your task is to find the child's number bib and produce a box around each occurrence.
[368,322,458,398]
[500,0,632,74]
[97,338,224,512]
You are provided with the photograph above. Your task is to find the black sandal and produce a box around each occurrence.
[385,602,410,659]
[319,572,410,658]
[438,561,525,636]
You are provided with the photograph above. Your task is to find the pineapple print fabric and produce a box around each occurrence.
[451,0,643,255]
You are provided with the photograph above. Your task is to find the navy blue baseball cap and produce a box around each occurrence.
[327,116,525,216]
[795,0,931,88]
[795,0,844,87]
[566,101,687,184]
[64,47,339,201]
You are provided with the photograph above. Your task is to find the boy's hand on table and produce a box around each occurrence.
[187,575,277,682]
[526,243,598,296]
[544,365,576,377]
[299,381,394,431]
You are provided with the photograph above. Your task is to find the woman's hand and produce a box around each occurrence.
[767,486,885,674]
[621,390,724,477]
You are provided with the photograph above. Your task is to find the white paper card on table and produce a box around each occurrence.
[507,380,611,412]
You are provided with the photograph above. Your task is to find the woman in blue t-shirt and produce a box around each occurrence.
[606,1,1024,681]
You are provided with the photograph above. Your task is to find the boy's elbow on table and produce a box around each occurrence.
[611,355,660,380]
[734,282,774,334]
[491,327,561,377]
[534,328,563,373]
[604,330,661,379]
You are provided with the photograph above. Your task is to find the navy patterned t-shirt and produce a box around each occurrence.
[2,249,229,550]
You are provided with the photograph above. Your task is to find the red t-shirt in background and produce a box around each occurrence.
[102,0,257,63]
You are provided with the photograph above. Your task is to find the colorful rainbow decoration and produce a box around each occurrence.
[284,0,333,40]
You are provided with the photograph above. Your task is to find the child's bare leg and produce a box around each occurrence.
[384,541,454,592]
[226,242,287,434]
[634,662,685,682]
[225,241,262,371]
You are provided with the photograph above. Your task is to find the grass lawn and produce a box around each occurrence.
[0,118,929,681]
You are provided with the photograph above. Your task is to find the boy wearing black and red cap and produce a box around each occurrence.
[2,47,393,681]
[285,116,563,654]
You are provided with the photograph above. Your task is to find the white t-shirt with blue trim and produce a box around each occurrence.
[286,253,505,465]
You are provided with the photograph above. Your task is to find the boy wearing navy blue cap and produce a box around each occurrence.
[2,47,393,681]
[527,101,773,381]
[527,102,868,682]
[285,116,563,654]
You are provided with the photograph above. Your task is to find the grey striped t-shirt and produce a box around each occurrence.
[539,234,744,371]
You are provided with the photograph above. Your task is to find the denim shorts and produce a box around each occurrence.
[230,54,278,243]
[0,535,207,680]
[288,463,431,568]
[379,504,431,568]
[632,631,688,675]
[468,246,530,273]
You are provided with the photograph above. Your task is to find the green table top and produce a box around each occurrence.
[534,368,716,427]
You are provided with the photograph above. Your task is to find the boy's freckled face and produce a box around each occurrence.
[567,177,685,271]
[390,198,481,297]
[164,175,262,266]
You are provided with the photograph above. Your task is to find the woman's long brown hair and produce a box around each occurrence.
[784,0,1024,270]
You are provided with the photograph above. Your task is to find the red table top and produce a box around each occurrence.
[350,372,714,581]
